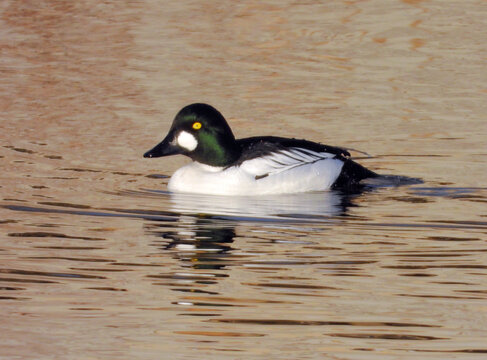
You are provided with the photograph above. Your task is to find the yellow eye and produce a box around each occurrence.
[192,122,202,130]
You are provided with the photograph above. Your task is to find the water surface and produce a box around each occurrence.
[1,1,486,359]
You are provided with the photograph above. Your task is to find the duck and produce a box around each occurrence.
[143,103,377,195]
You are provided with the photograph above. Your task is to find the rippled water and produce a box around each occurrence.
[1,1,486,359]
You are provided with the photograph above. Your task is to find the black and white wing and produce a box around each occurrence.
[236,137,347,180]
[242,147,340,179]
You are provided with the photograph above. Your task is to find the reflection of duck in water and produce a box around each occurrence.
[168,191,353,220]
[150,216,236,270]
[144,103,377,195]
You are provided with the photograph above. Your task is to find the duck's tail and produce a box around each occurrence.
[331,159,378,191]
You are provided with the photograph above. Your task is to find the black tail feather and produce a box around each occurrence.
[332,159,377,191]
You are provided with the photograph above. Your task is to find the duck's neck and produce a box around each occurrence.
[191,133,241,167]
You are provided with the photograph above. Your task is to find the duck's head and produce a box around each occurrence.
[144,103,240,167]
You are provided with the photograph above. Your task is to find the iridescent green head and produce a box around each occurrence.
[144,103,240,167]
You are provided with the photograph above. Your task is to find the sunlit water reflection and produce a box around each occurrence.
[1,0,486,359]
[2,183,486,358]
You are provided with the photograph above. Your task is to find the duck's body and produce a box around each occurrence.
[144,104,376,195]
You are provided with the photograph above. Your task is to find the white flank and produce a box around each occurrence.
[176,131,198,151]
[167,146,345,196]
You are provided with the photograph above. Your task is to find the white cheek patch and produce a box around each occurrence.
[176,131,198,151]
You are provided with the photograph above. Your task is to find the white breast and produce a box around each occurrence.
[168,149,344,195]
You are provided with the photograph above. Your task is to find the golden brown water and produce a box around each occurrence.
[1,1,486,359]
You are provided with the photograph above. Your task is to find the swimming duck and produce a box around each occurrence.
[144,103,377,195]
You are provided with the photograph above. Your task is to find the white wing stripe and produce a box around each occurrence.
[241,147,339,178]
